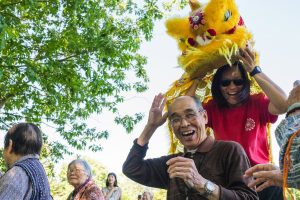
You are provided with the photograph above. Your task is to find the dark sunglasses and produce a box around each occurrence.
[220,79,244,87]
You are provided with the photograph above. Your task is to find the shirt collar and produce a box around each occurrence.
[184,135,215,154]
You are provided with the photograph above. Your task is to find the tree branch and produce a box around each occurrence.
[0,1,51,8]
[57,54,78,62]
[0,1,23,8]
[0,11,21,21]
[0,93,15,109]
[0,112,23,118]
[0,64,27,69]
[0,118,10,129]
[41,121,57,129]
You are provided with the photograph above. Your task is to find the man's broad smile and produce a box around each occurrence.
[181,130,195,137]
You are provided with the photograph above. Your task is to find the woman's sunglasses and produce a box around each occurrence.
[220,79,244,87]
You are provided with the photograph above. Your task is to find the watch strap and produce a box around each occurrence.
[250,66,262,77]
[202,180,215,197]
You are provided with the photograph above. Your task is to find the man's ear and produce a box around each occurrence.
[202,110,208,124]
[7,139,13,153]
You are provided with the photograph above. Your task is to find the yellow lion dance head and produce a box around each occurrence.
[166,0,253,79]
[165,0,260,153]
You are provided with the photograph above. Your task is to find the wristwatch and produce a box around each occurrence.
[202,180,216,198]
[250,66,262,77]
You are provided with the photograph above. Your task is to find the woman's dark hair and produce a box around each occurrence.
[106,172,118,187]
[211,62,250,108]
[4,123,43,155]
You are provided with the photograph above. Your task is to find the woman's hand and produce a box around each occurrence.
[244,163,283,192]
[238,46,256,73]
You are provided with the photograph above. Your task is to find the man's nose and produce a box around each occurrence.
[180,117,190,126]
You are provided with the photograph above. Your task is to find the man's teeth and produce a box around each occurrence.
[182,130,194,136]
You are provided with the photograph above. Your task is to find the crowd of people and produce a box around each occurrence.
[0,2,298,197]
[184,47,286,199]
[0,123,123,200]
[0,39,299,200]
[123,80,300,200]
[122,48,300,199]
[0,52,299,200]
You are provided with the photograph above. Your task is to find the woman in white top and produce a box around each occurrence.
[102,172,122,200]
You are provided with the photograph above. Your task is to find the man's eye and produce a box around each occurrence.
[171,118,180,123]
[186,113,196,119]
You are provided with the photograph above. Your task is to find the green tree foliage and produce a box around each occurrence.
[49,162,73,200]
[119,173,166,200]
[0,149,6,172]
[163,0,188,11]
[285,188,300,200]
[153,188,167,200]
[0,0,163,158]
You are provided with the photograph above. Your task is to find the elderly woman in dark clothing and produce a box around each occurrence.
[0,122,52,200]
[67,159,104,200]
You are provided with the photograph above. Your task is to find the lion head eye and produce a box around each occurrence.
[224,10,232,21]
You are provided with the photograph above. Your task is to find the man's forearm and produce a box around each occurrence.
[137,124,158,146]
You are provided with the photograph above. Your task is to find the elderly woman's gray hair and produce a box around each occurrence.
[68,159,92,177]
[142,191,153,200]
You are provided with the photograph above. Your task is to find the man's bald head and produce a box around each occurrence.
[168,96,203,115]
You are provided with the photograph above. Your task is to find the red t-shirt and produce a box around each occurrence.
[203,93,278,166]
